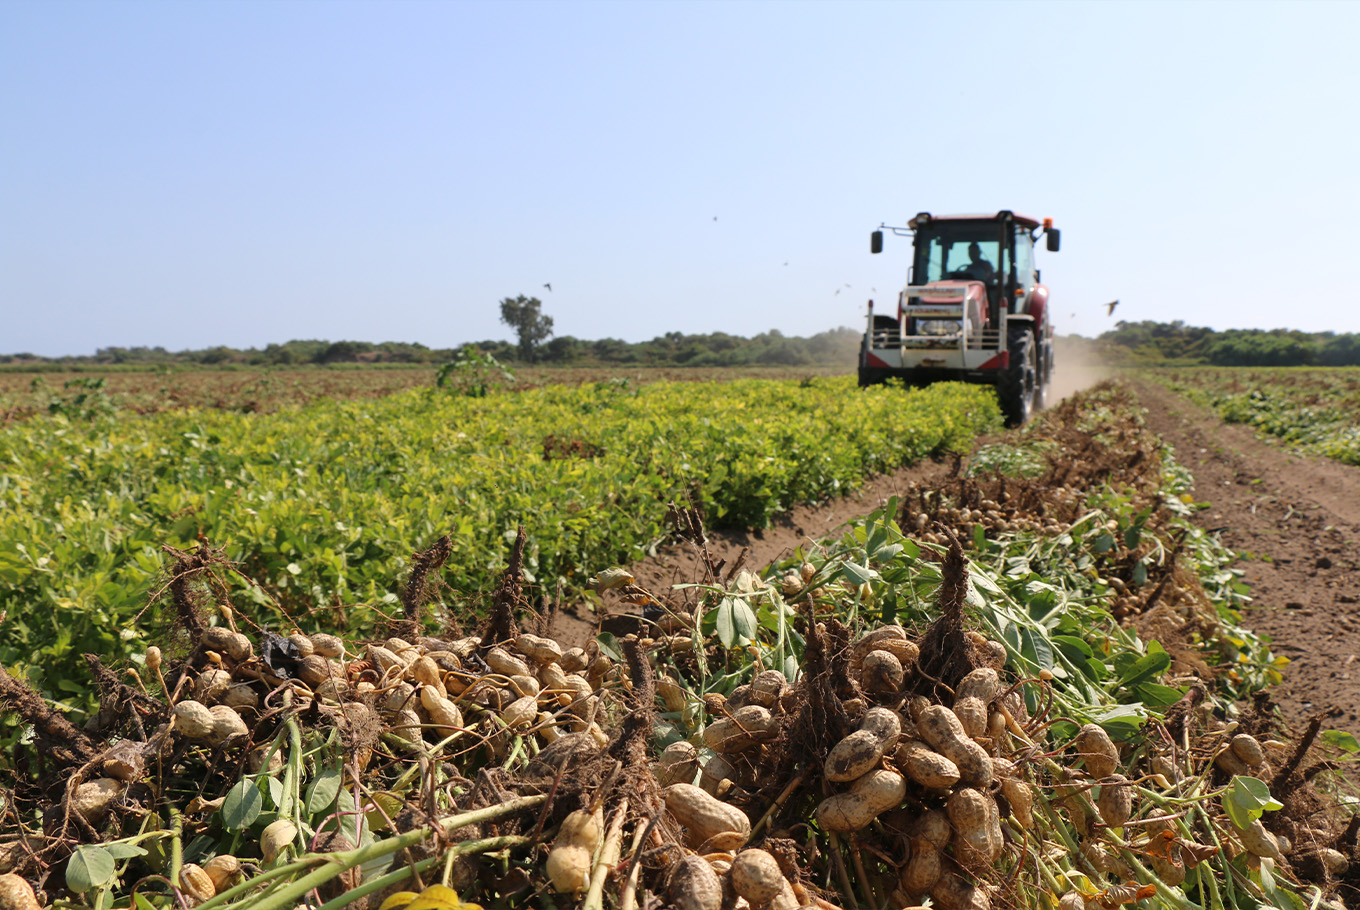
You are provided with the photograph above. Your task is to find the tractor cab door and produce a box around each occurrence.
[1010,230,1037,313]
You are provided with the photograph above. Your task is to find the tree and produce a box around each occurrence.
[499,295,554,362]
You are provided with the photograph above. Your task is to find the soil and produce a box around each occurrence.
[1132,377,1360,740]
[558,362,1360,744]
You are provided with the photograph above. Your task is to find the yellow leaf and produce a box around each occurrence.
[378,893,420,910]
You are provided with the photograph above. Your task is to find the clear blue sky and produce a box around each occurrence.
[3,0,1358,357]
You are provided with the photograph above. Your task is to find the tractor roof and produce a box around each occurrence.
[908,212,1043,230]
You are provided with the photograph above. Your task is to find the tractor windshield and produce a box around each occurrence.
[913,224,1002,285]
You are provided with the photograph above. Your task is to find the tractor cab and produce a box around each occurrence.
[882,211,1058,328]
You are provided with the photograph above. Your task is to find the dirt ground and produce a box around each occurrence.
[1133,377,1360,740]
[558,361,1360,744]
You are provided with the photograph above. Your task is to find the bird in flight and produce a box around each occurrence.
[713,216,718,222]
[834,289,841,296]
[1105,299,1119,316]
[543,283,552,292]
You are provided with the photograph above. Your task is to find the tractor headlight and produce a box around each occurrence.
[917,319,962,336]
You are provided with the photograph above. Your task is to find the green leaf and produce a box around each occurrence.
[1224,775,1283,829]
[838,561,879,586]
[67,844,117,893]
[221,778,263,830]
[1052,635,1094,659]
[133,892,158,910]
[1116,641,1170,690]
[713,598,736,649]
[594,631,623,662]
[1136,682,1186,707]
[306,765,344,816]
[729,598,758,645]
[1018,627,1053,670]
[1322,730,1360,753]
[1092,532,1115,554]
[103,843,148,860]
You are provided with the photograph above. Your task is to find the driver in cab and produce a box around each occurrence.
[960,242,995,282]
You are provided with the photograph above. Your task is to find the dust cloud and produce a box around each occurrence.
[1049,337,1112,403]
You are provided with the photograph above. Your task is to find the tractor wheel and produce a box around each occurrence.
[998,325,1037,427]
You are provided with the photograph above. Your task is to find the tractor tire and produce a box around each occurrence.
[998,325,1037,427]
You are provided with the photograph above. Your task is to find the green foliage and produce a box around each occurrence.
[433,346,516,397]
[1157,366,1360,465]
[0,377,1000,709]
[1099,320,1360,366]
[45,376,117,420]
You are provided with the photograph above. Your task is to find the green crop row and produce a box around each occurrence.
[0,376,1001,705]
[1153,366,1360,465]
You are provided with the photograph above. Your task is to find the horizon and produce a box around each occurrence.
[4,0,1359,358]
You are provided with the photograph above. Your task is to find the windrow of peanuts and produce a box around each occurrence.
[634,597,1337,910]
[21,619,629,910]
[1,572,1340,910]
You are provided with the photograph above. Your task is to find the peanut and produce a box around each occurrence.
[930,871,991,910]
[664,783,751,846]
[1230,733,1265,767]
[514,633,563,665]
[201,855,241,893]
[207,704,248,747]
[0,874,40,910]
[173,700,216,741]
[952,696,988,739]
[894,739,961,790]
[900,837,941,895]
[71,777,123,823]
[861,649,905,693]
[729,849,788,906]
[1096,774,1134,828]
[260,819,297,864]
[948,787,1003,863]
[656,740,700,788]
[1075,724,1118,778]
[916,705,992,786]
[703,705,778,753]
[816,768,907,832]
[666,854,722,910]
[955,667,1000,703]
[546,806,603,893]
[825,707,902,782]
[178,863,216,905]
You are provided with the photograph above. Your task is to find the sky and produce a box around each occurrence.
[3,0,1359,358]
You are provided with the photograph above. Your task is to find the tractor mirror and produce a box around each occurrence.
[1046,229,1061,252]
[871,231,883,254]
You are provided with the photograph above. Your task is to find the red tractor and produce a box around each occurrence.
[860,210,1060,426]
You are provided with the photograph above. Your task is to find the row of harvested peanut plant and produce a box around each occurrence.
[0,382,1357,910]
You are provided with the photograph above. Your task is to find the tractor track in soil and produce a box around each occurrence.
[555,370,1360,744]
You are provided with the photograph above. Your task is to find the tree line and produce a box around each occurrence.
[1093,320,1360,367]
[1,328,862,369]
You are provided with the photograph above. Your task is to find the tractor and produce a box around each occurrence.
[859,210,1060,426]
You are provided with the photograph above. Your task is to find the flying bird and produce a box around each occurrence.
[1105,299,1119,316]
[834,289,841,296]
[713,216,718,221]
[543,283,552,292]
